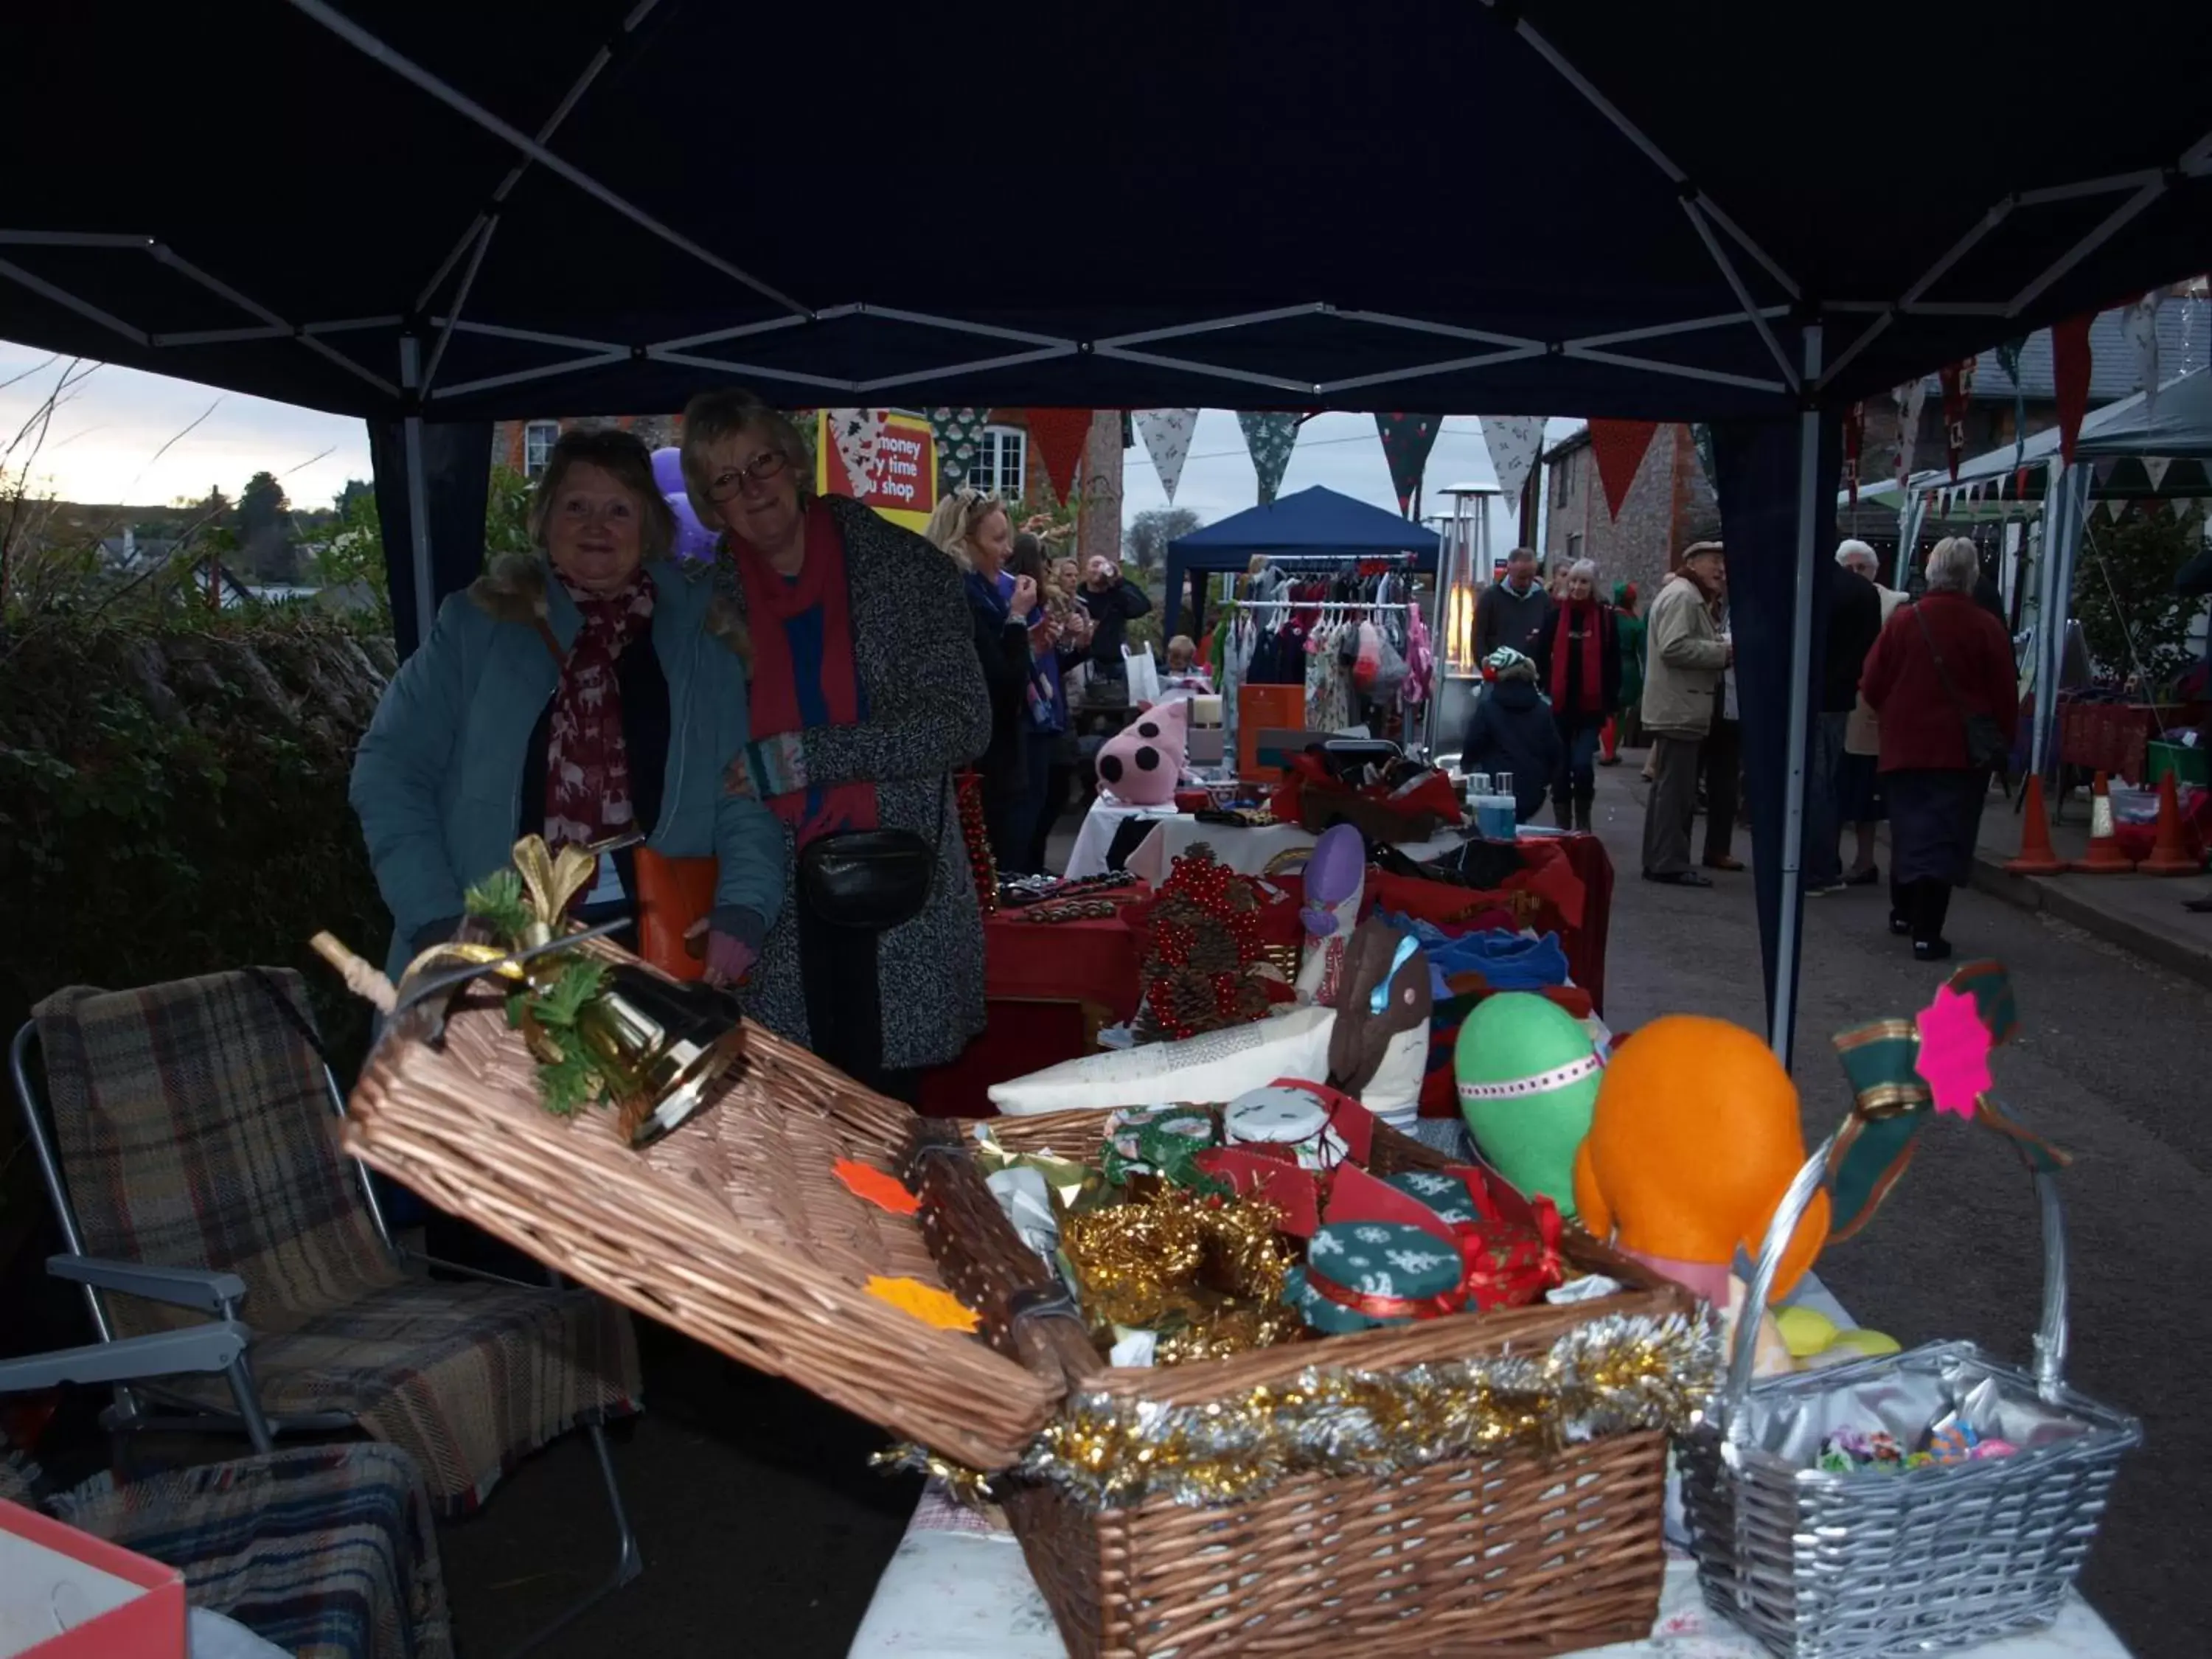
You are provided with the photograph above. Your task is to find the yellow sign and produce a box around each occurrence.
[813,410,939,535]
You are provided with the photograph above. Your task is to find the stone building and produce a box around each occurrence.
[489,408,1126,566]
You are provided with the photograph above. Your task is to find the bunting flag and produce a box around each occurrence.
[1134,409,1199,504]
[1238,411,1301,504]
[1023,408,1096,504]
[1894,379,1929,484]
[2051,313,2095,465]
[2121,292,2163,413]
[1938,358,1976,482]
[827,408,885,490]
[2091,456,2119,487]
[1995,336,2029,474]
[1587,420,1659,520]
[928,408,990,493]
[2105,497,2128,523]
[2144,456,2174,494]
[1373,414,1440,515]
[1478,415,1545,515]
[1690,422,1720,501]
[1842,402,1865,506]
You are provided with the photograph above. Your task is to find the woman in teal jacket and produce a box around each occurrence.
[351,427,783,986]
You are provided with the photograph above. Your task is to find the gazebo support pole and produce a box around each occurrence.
[1769,323,1823,1067]
[398,335,436,655]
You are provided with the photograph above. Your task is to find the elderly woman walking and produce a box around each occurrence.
[929,488,1041,872]
[1533,557,1620,830]
[352,425,784,988]
[684,389,989,1097]
[1860,537,2018,961]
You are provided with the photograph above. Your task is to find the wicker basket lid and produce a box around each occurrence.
[344,990,1063,1470]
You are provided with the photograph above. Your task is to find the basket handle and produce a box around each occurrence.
[1722,1110,2070,1445]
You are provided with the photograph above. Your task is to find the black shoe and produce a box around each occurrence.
[2187,896,2212,914]
[1888,914,1911,936]
[1913,938,1955,961]
[1846,865,1882,886]
[1644,869,1714,888]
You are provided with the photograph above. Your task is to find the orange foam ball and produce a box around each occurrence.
[1573,1014,1829,1301]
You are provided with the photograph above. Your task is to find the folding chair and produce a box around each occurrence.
[0,1323,453,1659]
[11,967,644,1654]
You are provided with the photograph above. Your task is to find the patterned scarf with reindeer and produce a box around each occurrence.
[543,571,655,855]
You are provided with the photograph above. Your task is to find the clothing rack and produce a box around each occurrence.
[1239,599,1411,613]
[1249,553,1420,566]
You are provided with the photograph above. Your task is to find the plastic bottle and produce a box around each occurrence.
[1479,771,1519,841]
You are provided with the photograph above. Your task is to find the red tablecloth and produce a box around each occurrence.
[917,894,1149,1116]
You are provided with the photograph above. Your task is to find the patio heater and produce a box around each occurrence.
[1424,481,1502,764]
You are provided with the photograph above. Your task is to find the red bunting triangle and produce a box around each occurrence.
[2051,316,2094,466]
[1020,408,1095,504]
[1588,420,1660,520]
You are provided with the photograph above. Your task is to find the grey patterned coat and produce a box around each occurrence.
[717,496,990,1068]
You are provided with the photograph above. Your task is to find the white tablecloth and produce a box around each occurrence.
[845,1273,2130,1659]
[1121,814,1472,885]
[1062,799,1182,880]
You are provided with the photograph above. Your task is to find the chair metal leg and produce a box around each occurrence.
[498,1421,642,1659]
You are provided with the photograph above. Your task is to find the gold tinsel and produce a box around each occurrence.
[1060,1186,1292,1333]
[876,1307,1719,1511]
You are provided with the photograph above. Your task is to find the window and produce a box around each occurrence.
[523,421,559,478]
[1566,532,1584,564]
[971,425,1026,501]
[1554,449,1573,504]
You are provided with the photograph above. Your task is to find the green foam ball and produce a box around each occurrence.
[1453,992,1600,1214]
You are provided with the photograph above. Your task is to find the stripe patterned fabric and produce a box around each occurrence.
[46,1442,453,1659]
[32,970,640,1511]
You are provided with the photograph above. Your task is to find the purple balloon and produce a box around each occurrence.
[651,445,686,497]
[667,491,717,562]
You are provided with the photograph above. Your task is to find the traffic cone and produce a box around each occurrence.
[2138,771,2202,875]
[2006,775,2066,875]
[2070,772,2136,873]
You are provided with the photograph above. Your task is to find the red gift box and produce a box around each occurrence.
[0,1498,186,1658]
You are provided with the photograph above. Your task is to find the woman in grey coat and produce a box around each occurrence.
[682,389,988,1098]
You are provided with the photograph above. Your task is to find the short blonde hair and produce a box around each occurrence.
[1166,633,1196,667]
[528,426,677,560]
[924,485,1007,572]
[678,387,814,530]
[1925,535,1979,595]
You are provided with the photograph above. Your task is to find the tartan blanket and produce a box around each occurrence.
[33,971,640,1511]
[46,1443,453,1659]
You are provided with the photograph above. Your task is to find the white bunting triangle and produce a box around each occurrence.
[2121,292,2163,414]
[2105,497,2127,522]
[1134,409,1198,504]
[827,408,884,490]
[2143,456,2174,494]
[1478,415,1545,510]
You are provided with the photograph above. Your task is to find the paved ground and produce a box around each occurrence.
[18,765,2208,1656]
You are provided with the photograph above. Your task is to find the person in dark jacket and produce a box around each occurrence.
[1472,545,1556,662]
[1076,554,1152,681]
[929,487,1037,872]
[1531,558,1621,831]
[1460,648,1563,824]
[1804,548,1885,892]
[686,389,989,1096]
[1860,538,2020,961]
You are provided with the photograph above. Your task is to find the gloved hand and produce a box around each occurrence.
[686,909,764,988]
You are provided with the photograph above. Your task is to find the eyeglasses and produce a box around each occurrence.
[704,448,791,502]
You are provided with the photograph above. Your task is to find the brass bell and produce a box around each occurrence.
[569,964,748,1148]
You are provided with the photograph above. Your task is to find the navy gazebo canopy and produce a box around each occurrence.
[1161,487,1441,635]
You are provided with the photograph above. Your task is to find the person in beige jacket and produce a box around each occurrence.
[1638,541,1731,885]
[1838,539,1906,883]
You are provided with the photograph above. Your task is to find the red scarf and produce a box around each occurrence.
[732,500,877,844]
[1548,597,1604,717]
[545,570,655,852]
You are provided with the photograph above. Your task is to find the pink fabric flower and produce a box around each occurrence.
[1913,984,1994,1119]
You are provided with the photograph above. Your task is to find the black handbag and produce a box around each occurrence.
[796,779,948,932]
[1912,602,2011,778]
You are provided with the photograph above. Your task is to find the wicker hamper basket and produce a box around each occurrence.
[1678,1138,2140,1659]
[346,945,1703,1658]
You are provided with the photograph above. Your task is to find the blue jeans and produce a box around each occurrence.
[1553,717,1603,804]
[1803,711,1850,886]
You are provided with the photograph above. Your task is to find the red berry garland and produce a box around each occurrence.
[1135,845,1270,1042]
[956,771,998,915]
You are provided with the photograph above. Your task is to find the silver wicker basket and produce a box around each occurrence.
[1678,1130,2141,1659]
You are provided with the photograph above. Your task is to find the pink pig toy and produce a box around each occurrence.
[1095,700,1191,807]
